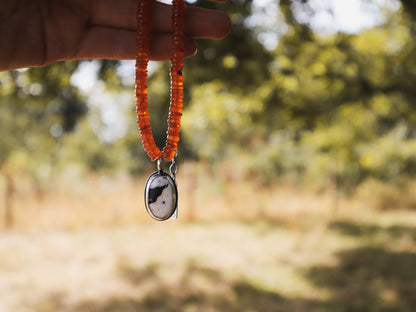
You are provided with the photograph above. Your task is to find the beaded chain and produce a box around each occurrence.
[135,0,185,162]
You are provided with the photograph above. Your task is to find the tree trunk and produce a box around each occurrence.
[4,172,15,229]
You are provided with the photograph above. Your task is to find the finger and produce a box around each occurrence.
[152,4,231,39]
[71,27,197,61]
[91,0,137,30]
[92,0,231,39]
[149,33,197,60]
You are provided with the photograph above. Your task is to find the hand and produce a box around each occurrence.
[0,0,231,71]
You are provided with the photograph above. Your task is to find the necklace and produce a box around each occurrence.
[136,0,185,221]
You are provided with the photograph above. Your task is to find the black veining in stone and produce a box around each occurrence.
[148,184,169,204]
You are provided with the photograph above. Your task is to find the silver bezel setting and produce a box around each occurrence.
[144,171,178,221]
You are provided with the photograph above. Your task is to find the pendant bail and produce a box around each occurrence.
[157,157,164,172]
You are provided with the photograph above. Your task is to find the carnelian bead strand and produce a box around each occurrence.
[163,0,185,160]
[135,0,161,161]
[136,0,185,162]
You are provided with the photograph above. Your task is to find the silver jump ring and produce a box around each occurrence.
[169,154,178,178]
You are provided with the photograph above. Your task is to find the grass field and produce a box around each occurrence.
[1,166,416,312]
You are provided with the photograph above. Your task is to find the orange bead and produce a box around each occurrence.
[136,0,185,162]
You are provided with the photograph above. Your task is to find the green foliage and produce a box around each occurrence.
[0,62,86,178]
[184,0,273,92]
[181,1,416,187]
[182,81,266,159]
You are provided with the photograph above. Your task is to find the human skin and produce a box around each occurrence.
[0,0,231,71]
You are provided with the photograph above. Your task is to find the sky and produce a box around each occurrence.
[247,0,401,50]
[294,0,400,33]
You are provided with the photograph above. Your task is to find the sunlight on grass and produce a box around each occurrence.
[1,162,416,311]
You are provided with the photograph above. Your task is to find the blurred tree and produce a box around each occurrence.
[0,62,86,226]
[182,0,416,188]
[401,0,416,19]
[184,0,273,92]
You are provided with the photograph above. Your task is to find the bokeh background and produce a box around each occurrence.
[1,0,416,311]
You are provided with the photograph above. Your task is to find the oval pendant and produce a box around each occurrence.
[144,171,178,221]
